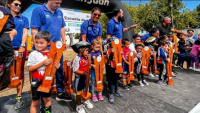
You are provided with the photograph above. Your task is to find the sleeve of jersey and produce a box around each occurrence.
[27,52,36,66]
[159,48,167,60]
[72,56,80,72]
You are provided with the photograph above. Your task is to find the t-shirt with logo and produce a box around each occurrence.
[107,17,124,39]
[80,19,102,43]
[27,51,49,87]
[12,15,29,48]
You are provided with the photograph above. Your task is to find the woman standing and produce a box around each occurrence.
[7,0,29,109]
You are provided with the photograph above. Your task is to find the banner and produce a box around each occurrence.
[61,9,91,33]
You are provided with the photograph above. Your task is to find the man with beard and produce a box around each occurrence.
[107,9,138,39]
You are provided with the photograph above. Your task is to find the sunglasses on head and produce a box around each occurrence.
[93,13,101,17]
[14,3,22,7]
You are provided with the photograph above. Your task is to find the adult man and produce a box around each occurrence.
[80,7,102,44]
[107,9,138,39]
[31,0,72,102]
[187,29,197,41]
[156,17,187,37]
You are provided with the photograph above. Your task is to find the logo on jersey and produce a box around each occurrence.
[58,16,62,18]
[46,15,50,18]
[88,27,92,30]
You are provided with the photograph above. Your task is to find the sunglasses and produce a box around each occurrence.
[13,3,22,7]
[93,13,101,17]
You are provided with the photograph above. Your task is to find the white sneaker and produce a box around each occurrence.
[149,73,155,77]
[143,80,149,85]
[154,74,159,77]
[138,81,144,86]
[189,67,193,70]
[76,104,86,113]
[84,100,93,109]
[194,68,200,72]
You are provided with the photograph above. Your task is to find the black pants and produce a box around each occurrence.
[157,63,167,81]
[0,33,14,58]
[137,73,144,81]
[106,64,119,94]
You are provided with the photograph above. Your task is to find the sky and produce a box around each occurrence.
[122,0,200,10]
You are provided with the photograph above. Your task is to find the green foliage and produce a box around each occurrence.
[124,0,199,31]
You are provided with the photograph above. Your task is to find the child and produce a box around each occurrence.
[177,39,186,68]
[157,41,170,85]
[106,37,124,104]
[0,6,17,69]
[129,34,141,53]
[134,42,149,86]
[122,38,132,90]
[28,31,60,113]
[71,41,93,113]
[144,36,157,77]
[190,34,200,71]
[89,39,104,102]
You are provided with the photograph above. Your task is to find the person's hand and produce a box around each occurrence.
[18,47,25,58]
[120,50,123,54]
[5,29,17,41]
[63,42,67,50]
[166,58,170,63]
[127,62,131,65]
[55,61,61,69]
[131,24,139,29]
[111,48,115,53]
[83,71,88,76]
[92,64,96,69]
[44,59,52,65]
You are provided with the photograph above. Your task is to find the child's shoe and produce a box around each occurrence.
[128,83,133,87]
[162,80,167,85]
[142,80,149,85]
[138,81,144,86]
[115,90,124,97]
[194,68,200,72]
[149,73,155,77]
[157,80,162,85]
[76,104,86,113]
[84,100,93,109]
[189,67,193,70]
[14,96,24,110]
[92,95,98,102]
[109,94,114,104]
[122,85,129,91]
[97,93,104,101]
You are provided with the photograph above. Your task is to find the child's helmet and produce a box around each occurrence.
[135,42,144,48]
[71,41,91,53]
[145,36,156,43]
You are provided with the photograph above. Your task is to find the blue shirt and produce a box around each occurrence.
[12,15,29,48]
[107,17,124,39]
[141,33,151,42]
[0,7,15,32]
[31,4,66,42]
[80,19,102,43]
[193,36,197,41]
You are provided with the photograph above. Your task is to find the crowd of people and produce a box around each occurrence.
[0,0,199,113]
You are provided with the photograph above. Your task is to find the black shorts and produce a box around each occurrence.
[31,87,51,101]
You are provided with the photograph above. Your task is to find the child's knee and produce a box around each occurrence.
[31,100,39,107]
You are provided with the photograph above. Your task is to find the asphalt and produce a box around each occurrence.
[0,68,200,113]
